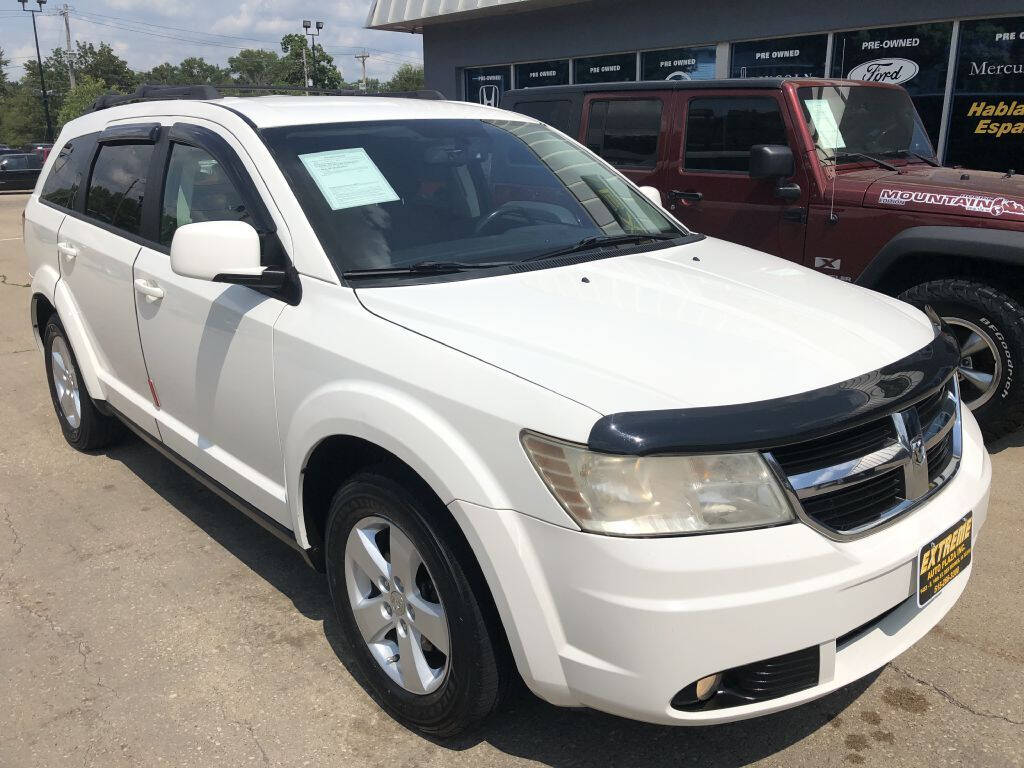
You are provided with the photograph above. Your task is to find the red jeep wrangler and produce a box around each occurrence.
[505,78,1024,440]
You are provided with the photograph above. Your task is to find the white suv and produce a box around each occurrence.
[24,89,991,736]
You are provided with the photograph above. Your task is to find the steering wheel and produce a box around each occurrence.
[474,202,542,236]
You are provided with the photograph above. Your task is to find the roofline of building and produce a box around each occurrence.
[365,0,588,32]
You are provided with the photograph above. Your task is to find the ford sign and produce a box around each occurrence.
[847,58,920,85]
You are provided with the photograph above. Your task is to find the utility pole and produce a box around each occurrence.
[18,0,53,142]
[301,44,309,95]
[60,3,74,88]
[302,19,323,90]
[355,50,369,90]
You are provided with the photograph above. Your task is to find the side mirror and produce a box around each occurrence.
[638,185,663,208]
[749,144,795,179]
[170,220,265,283]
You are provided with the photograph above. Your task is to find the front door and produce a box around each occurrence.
[133,136,289,523]
[57,141,159,436]
[667,92,808,261]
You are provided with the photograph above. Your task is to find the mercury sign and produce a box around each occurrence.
[848,58,920,85]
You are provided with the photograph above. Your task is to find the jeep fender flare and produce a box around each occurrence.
[856,226,1024,290]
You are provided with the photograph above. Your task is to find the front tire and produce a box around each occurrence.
[900,279,1024,440]
[324,467,510,737]
[43,316,124,451]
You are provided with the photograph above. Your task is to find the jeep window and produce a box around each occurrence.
[797,85,934,163]
[85,143,153,236]
[585,99,663,168]
[264,119,682,278]
[684,97,788,173]
[160,144,249,246]
[41,134,97,210]
[513,100,574,134]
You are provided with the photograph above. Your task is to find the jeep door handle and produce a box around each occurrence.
[669,190,703,202]
[57,241,78,261]
[134,278,164,302]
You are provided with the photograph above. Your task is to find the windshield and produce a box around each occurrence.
[797,86,935,164]
[263,119,684,278]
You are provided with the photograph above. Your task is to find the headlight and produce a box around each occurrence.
[521,431,795,536]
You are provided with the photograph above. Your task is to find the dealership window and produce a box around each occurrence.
[832,22,953,146]
[585,99,663,168]
[641,46,717,81]
[731,34,828,78]
[514,59,570,88]
[684,97,787,172]
[573,53,638,85]
[944,15,1024,172]
[464,65,512,107]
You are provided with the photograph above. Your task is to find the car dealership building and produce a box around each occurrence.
[367,0,1024,171]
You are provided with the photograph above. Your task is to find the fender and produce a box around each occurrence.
[49,278,106,402]
[857,226,1024,289]
[283,380,524,550]
[29,264,61,353]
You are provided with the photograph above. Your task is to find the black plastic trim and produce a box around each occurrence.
[98,123,161,143]
[856,226,1024,289]
[109,406,320,570]
[588,328,960,455]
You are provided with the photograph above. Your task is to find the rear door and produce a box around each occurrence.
[132,122,289,523]
[668,91,808,260]
[56,132,160,436]
[581,92,672,196]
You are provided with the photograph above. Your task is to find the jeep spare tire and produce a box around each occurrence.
[900,279,1024,442]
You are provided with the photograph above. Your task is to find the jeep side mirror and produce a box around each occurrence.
[749,145,795,179]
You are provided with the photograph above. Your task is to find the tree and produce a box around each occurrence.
[57,75,109,127]
[229,49,280,86]
[73,42,136,91]
[385,64,424,92]
[0,85,46,146]
[140,62,183,85]
[178,57,229,85]
[0,47,10,95]
[277,33,342,90]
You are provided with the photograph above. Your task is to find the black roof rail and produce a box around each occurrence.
[213,84,445,100]
[85,84,221,113]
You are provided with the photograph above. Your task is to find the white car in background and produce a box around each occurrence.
[23,88,990,736]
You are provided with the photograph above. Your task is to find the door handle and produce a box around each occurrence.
[57,241,78,261]
[669,190,703,202]
[134,278,165,303]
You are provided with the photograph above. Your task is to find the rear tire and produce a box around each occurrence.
[43,316,124,451]
[900,279,1024,441]
[324,466,510,737]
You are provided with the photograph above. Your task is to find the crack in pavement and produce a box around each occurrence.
[0,505,24,586]
[889,662,1024,726]
[0,274,30,289]
[216,699,270,767]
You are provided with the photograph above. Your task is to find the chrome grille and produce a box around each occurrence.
[764,377,962,540]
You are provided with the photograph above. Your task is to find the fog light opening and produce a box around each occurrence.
[670,672,724,710]
[695,673,723,701]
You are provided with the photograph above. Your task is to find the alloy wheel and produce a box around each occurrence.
[343,515,450,694]
[944,316,1002,410]
[50,335,82,429]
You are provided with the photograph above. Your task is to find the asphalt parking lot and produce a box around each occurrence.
[0,189,1021,767]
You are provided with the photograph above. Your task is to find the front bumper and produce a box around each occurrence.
[452,409,991,725]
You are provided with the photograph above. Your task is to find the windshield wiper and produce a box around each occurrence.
[342,260,514,279]
[887,149,941,168]
[526,232,682,263]
[832,152,899,172]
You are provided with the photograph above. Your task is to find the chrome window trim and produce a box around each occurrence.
[764,377,962,542]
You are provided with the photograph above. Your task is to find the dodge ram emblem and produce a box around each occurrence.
[911,436,926,466]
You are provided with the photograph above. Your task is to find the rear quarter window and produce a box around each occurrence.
[585,99,663,168]
[40,134,98,210]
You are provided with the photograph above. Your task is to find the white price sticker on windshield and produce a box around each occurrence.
[805,100,847,150]
[299,148,400,211]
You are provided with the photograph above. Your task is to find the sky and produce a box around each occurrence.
[0,0,423,84]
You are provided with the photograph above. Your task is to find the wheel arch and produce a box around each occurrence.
[856,226,1024,299]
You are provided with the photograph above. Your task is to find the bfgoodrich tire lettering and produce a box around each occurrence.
[324,467,510,737]
[900,279,1024,440]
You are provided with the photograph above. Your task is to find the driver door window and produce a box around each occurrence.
[160,143,248,245]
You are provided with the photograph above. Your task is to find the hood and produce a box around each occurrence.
[862,165,1024,223]
[355,238,935,415]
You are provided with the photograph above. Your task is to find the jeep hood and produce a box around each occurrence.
[355,238,935,415]
[863,165,1024,223]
